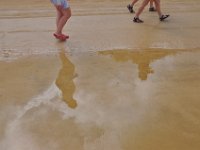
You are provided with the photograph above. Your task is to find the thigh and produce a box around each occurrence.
[142,0,151,6]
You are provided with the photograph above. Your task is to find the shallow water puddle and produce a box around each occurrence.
[0,48,200,150]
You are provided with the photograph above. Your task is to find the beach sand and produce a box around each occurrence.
[0,0,200,150]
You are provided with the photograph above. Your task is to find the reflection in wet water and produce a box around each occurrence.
[99,49,177,80]
[0,49,200,150]
[55,50,77,109]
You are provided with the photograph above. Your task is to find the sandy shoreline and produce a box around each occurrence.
[0,0,200,57]
[1,13,200,55]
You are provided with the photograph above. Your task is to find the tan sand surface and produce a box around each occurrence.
[0,0,200,150]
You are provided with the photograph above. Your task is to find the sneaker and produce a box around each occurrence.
[149,7,156,12]
[133,17,143,23]
[127,4,134,13]
[160,14,170,21]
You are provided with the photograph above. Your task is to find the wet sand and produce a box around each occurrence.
[0,0,200,150]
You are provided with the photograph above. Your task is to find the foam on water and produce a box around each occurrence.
[0,83,74,150]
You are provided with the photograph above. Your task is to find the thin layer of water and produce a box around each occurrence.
[0,49,200,150]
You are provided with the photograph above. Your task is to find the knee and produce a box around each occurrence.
[65,13,71,20]
[68,12,71,19]
[63,9,71,20]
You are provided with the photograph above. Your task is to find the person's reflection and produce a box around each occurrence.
[55,49,77,109]
[99,49,176,80]
[138,62,154,80]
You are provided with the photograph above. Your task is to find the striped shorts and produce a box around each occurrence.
[51,0,69,9]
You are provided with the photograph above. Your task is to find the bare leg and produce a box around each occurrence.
[149,0,154,8]
[56,9,62,30]
[135,0,150,18]
[153,0,162,17]
[131,0,140,7]
[154,0,169,21]
[56,7,71,35]
[133,0,169,22]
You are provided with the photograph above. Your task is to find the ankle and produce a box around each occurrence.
[56,32,62,35]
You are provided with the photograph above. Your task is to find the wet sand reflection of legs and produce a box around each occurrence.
[55,49,77,109]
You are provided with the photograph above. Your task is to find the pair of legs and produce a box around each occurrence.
[54,5,71,37]
[133,0,169,23]
[127,0,155,13]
